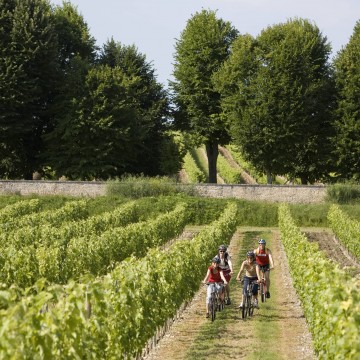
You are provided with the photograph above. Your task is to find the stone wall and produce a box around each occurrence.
[193,184,326,203]
[0,180,106,197]
[0,180,327,203]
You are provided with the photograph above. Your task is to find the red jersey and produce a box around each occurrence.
[255,247,270,266]
[208,266,223,283]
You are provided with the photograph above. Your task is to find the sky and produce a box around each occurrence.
[50,0,360,87]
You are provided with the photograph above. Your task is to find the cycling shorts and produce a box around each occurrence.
[243,276,258,296]
[258,264,270,272]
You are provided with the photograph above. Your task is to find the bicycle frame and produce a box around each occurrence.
[242,279,255,319]
[259,268,268,303]
[207,282,224,321]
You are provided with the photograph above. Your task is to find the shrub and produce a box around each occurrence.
[326,183,360,204]
[106,175,197,198]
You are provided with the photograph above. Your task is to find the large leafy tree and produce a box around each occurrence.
[52,0,97,70]
[217,18,335,184]
[44,65,142,180]
[333,20,360,180]
[0,0,58,179]
[41,1,98,177]
[171,10,238,183]
[98,39,176,176]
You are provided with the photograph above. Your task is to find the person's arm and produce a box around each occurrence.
[268,249,274,269]
[228,258,233,275]
[203,268,211,283]
[220,270,228,285]
[236,261,245,281]
[255,264,261,281]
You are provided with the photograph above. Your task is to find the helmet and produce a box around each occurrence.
[218,244,227,252]
[258,239,266,245]
[211,256,221,264]
[247,251,255,259]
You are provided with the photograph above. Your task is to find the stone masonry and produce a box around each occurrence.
[0,180,326,204]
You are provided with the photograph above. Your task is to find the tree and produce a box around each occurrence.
[52,0,97,70]
[0,0,58,179]
[44,65,142,180]
[333,20,360,180]
[171,9,238,183]
[40,1,98,176]
[216,18,335,184]
[98,39,176,176]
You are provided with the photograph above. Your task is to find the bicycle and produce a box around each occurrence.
[240,278,255,319]
[206,282,224,321]
[259,267,268,303]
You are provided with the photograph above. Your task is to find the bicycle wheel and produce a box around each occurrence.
[260,281,266,303]
[211,295,216,321]
[242,294,248,319]
[248,296,254,316]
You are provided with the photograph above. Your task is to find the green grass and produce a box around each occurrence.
[191,147,209,181]
[326,183,360,204]
[249,230,281,360]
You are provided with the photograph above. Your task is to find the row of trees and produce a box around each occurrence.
[0,0,182,180]
[171,11,360,184]
[1,2,359,183]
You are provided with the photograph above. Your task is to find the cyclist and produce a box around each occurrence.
[236,251,261,309]
[216,244,233,305]
[254,238,274,298]
[202,257,228,318]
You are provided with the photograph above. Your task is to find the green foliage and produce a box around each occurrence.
[217,18,335,184]
[171,9,238,182]
[45,65,143,180]
[98,39,173,176]
[182,152,207,183]
[52,1,97,69]
[0,0,59,179]
[106,175,198,198]
[328,204,360,260]
[0,203,238,358]
[216,153,243,184]
[235,200,279,226]
[333,20,360,180]
[279,204,360,359]
[191,148,209,179]
[288,203,330,227]
[226,144,281,184]
[326,183,360,204]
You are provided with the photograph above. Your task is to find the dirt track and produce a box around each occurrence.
[143,229,319,360]
[304,229,360,276]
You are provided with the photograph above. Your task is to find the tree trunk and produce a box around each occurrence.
[300,176,308,185]
[265,169,272,184]
[205,140,218,183]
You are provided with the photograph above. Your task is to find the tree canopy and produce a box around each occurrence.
[217,18,335,184]
[333,20,360,180]
[171,9,238,183]
[0,0,58,179]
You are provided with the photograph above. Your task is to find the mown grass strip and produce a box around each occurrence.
[249,230,281,360]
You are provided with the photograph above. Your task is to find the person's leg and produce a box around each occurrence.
[265,269,271,298]
[252,280,259,308]
[239,277,248,307]
[206,284,212,315]
[219,283,225,302]
[225,276,231,304]
[265,270,270,290]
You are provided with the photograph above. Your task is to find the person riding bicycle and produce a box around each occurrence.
[254,238,274,298]
[215,244,233,305]
[203,257,228,318]
[236,251,261,309]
